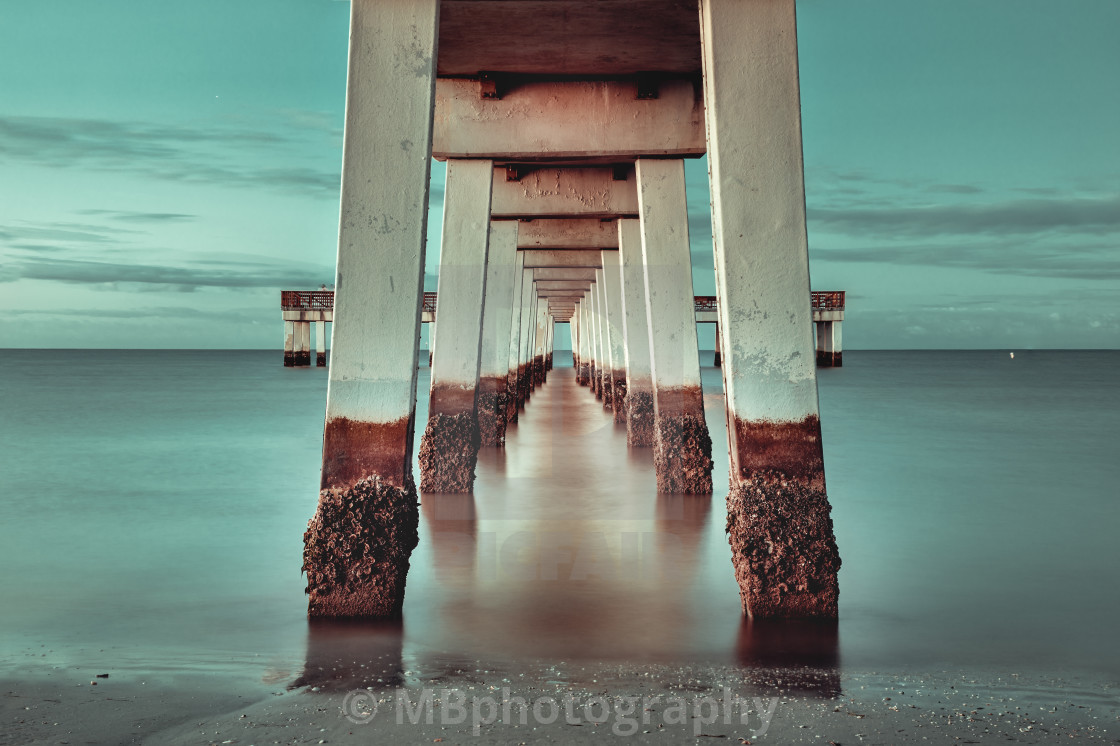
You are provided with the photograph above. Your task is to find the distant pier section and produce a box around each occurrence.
[280,289,845,367]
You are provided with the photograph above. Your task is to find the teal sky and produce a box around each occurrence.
[1,0,1118,349]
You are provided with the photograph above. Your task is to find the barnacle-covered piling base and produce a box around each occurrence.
[652,387,713,494]
[626,388,655,446]
[418,411,480,493]
[477,376,508,447]
[303,475,419,619]
[611,372,627,423]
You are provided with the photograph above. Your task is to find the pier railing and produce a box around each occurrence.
[811,291,845,311]
[280,290,335,311]
[283,290,844,313]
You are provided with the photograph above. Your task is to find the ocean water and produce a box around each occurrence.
[1,349,1118,685]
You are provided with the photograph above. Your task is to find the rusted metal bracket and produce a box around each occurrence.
[479,73,502,99]
[635,72,660,100]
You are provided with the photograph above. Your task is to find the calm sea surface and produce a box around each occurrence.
[1,349,1118,682]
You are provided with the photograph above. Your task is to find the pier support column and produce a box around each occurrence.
[545,316,553,373]
[316,320,326,367]
[419,159,494,493]
[516,269,534,409]
[572,308,580,368]
[595,270,613,408]
[701,0,840,617]
[601,251,627,423]
[618,219,655,446]
[527,290,539,393]
[505,253,525,423]
[713,322,722,367]
[478,221,518,446]
[295,322,311,366]
[532,299,547,387]
[577,299,591,385]
[284,320,295,367]
[306,0,438,619]
[588,281,601,397]
[637,158,713,494]
[815,320,843,367]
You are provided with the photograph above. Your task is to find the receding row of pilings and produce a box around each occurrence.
[301,0,842,624]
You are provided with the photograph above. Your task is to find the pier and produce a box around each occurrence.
[301,0,843,622]
[280,289,845,369]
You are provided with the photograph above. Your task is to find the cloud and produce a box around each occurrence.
[6,306,268,322]
[78,210,197,223]
[809,194,1120,238]
[812,238,1120,280]
[0,256,334,291]
[0,115,341,197]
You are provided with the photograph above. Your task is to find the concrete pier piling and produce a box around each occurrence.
[594,270,612,408]
[601,252,628,424]
[478,221,519,446]
[505,253,526,424]
[283,320,295,367]
[419,159,493,493]
[618,219,655,446]
[532,301,547,388]
[304,0,438,619]
[814,307,844,368]
[577,299,591,386]
[315,321,326,367]
[701,0,840,617]
[713,322,722,367]
[294,322,311,367]
[637,159,713,494]
[516,269,534,409]
[589,278,600,398]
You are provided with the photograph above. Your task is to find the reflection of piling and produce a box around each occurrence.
[292,618,405,692]
[736,619,840,698]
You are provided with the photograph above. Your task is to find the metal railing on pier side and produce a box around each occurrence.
[282,290,845,313]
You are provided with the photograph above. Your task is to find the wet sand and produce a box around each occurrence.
[4,659,1118,744]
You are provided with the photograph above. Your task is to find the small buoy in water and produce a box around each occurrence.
[1010,352,1015,359]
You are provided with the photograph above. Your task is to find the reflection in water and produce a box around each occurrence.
[293,618,404,692]
[736,619,841,698]
[403,367,747,665]
[420,493,478,585]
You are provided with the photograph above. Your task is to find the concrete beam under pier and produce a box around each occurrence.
[516,218,618,249]
[491,167,637,219]
[522,250,607,269]
[433,78,705,162]
[533,268,598,281]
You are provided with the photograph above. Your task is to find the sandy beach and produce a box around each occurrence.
[5,650,1119,745]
